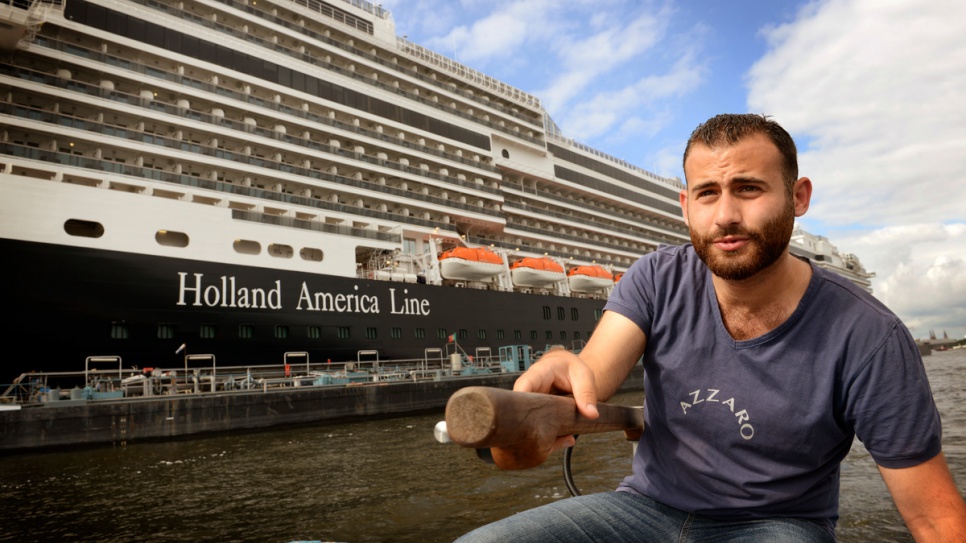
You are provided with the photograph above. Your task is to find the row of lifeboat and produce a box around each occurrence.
[438,247,620,292]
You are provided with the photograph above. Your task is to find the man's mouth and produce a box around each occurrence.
[713,236,749,252]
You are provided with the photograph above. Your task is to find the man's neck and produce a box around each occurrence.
[711,252,812,341]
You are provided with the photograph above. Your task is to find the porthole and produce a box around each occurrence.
[233,239,261,255]
[64,219,104,238]
[268,243,293,259]
[156,230,189,247]
[300,247,324,262]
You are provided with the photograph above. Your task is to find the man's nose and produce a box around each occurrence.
[714,193,741,227]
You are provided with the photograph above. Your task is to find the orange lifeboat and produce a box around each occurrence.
[439,246,504,281]
[614,272,624,283]
[509,257,565,288]
[567,265,614,292]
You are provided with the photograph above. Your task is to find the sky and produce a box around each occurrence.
[379,0,966,341]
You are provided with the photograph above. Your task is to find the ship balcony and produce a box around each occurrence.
[502,200,686,247]
[98,0,545,142]
[4,43,501,174]
[0,70,506,202]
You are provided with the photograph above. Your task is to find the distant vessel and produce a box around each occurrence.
[790,225,875,293]
[0,0,872,383]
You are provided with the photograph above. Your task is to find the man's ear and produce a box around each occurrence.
[793,177,812,217]
[679,189,690,227]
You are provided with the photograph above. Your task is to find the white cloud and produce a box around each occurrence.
[838,224,966,337]
[747,0,966,335]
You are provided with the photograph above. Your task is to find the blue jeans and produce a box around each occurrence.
[454,492,835,543]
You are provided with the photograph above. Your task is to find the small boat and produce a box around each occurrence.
[439,247,504,281]
[510,257,566,288]
[614,272,624,283]
[567,265,614,292]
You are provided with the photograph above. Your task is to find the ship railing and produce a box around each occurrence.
[0,350,529,406]
[101,0,544,136]
[546,131,684,189]
[0,83,504,196]
[24,33,502,174]
[214,0,540,126]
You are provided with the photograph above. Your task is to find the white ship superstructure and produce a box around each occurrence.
[790,225,875,293]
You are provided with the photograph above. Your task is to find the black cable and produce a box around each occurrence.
[562,435,580,496]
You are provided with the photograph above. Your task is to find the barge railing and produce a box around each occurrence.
[0,345,536,408]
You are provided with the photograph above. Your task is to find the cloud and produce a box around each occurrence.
[747,0,966,228]
[418,0,561,66]
[554,54,705,142]
[840,224,966,337]
[746,0,966,335]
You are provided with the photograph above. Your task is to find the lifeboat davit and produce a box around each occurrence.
[439,246,504,281]
[510,257,566,288]
[567,265,614,292]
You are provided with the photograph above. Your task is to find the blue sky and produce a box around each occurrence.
[380,0,966,340]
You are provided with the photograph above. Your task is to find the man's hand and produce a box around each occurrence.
[514,348,601,420]
[496,311,647,457]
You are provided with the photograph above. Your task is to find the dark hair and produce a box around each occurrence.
[683,114,798,186]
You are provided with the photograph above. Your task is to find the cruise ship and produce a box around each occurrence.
[0,0,871,383]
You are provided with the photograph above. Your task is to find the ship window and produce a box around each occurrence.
[496,330,505,340]
[560,331,567,341]
[308,326,321,339]
[269,244,293,259]
[300,247,324,262]
[64,219,104,238]
[557,307,565,321]
[530,330,538,340]
[391,327,402,339]
[338,326,350,339]
[574,331,581,340]
[478,329,486,340]
[438,328,447,340]
[275,325,289,339]
[594,309,603,321]
[501,149,510,159]
[366,327,377,339]
[234,239,261,255]
[239,324,254,339]
[514,330,522,340]
[158,324,175,339]
[415,328,425,339]
[111,324,128,339]
[156,230,189,248]
[403,238,417,254]
[542,306,551,320]
[458,329,468,340]
[546,331,553,340]
[200,325,216,339]
[571,308,579,321]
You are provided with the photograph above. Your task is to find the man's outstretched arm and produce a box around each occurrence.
[879,452,966,542]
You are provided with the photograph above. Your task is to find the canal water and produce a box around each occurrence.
[2,349,964,542]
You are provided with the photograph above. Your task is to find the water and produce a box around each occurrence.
[2,349,964,542]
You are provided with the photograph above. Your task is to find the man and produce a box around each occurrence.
[457,114,966,542]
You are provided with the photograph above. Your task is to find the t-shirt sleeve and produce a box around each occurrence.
[845,324,942,468]
[603,256,655,336]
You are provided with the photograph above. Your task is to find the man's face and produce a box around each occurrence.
[680,134,800,281]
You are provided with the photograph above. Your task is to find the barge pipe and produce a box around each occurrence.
[444,386,643,470]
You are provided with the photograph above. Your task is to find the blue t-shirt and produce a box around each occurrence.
[606,244,941,532]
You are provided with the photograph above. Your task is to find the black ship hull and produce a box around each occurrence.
[2,238,606,380]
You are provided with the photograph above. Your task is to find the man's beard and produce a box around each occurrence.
[690,201,795,281]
